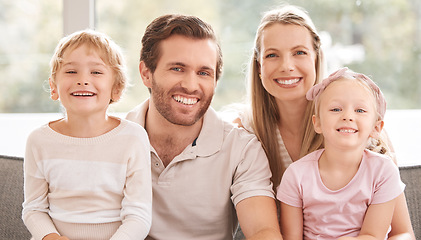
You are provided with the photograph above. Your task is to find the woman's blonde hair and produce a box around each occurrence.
[49,29,128,103]
[246,5,326,190]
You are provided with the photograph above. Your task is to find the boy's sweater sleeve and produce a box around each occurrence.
[22,133,59,240]
[110,125,152,240]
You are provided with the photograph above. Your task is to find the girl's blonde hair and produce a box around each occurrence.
[246,5,326,190]
[49,29,128,103]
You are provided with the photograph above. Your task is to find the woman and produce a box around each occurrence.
[235,5,414,239]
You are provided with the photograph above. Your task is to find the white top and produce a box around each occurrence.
[238,111,293,170]
[23,118,152,240]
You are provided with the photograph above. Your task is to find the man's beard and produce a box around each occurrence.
[150,76,213,126]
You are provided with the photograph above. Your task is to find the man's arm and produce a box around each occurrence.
[236,196,282,240]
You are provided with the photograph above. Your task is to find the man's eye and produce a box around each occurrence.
[198,71,210,76]
[171,67,182,72]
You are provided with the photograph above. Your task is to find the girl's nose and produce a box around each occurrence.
[77,82,88,86]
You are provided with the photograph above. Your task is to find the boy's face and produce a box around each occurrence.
[50,44,119,117]
[312,80,383,151]
[140,34,218,126]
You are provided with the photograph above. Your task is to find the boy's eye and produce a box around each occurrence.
[356,109,366,113]
[91,71,102,75]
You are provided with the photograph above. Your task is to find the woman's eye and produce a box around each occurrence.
[295,50,307,55]
[265,53,276,58]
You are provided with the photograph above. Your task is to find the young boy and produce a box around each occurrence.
[22,30,152,240]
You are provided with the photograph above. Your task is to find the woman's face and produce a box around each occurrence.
[259,23,317,104]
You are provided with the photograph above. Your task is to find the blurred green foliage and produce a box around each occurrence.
[1,0,420,113]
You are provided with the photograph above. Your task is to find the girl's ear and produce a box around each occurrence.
[139,61,152,88]
[370,120,384,138]
[312,115,322,134]
[49,77,59,100]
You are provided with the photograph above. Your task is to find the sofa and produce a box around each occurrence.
[1,155,419,240]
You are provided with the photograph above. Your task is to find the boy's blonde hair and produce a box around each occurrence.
[49,29,128,103]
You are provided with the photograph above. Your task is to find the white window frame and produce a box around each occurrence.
[63,0,96,36]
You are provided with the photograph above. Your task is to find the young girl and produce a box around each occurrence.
[277,67,405,240]
[22,30,152,240]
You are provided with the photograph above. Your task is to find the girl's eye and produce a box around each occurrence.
[356,109,366,113]
[66,71,77,74]
[91,71,102,75]
[331,108,341,112]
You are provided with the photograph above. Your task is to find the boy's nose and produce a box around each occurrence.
[77,82,88,86]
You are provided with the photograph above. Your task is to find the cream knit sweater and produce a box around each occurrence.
[23,119,152,240]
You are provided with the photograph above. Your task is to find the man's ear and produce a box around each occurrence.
[139,61,152,88]
[49,77,59,100]
[312,115,322,134]
[370,120,384,138]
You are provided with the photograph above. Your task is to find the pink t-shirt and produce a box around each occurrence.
[277,149,405,240]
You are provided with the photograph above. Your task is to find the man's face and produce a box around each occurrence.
[145,35,218,126]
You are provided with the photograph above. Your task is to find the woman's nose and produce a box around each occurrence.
[279,55,294,72]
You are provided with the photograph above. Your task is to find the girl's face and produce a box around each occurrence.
[50,44,119,117]
[312,79,383,151]
[259,23,317,104]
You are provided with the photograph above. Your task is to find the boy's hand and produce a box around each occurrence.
[42,233,70,240]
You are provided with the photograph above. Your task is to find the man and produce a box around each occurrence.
[126,14,281,240]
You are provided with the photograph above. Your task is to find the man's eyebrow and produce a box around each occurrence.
[167,62,186,67]
[200,65,215,72]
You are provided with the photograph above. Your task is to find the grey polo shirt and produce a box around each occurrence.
[126,99,274,240]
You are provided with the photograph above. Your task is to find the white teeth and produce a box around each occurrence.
[173,95,198,105]
[338,129,356,133]
[72,92,94,96]
[276,78,300,85]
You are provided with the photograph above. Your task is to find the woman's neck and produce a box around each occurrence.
[276,99,308,161]
[277,99,307,135]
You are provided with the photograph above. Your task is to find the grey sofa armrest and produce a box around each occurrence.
[0,155,31,240]
[399,165,421,239]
